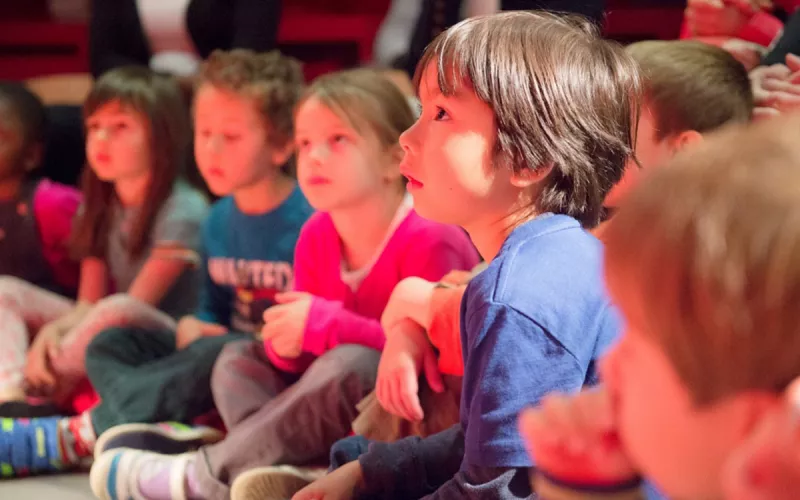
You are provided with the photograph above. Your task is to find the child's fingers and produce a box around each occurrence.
[519,408,559,453]
[753,106,781,121]
[388,375,412,421]
[540,394,584,453]
[263,304,288,323]
[274,291,308,304]
[761,79,800,94]
[399,371,424,422]
[423,350,445,394]
[292,488,323,500]
[261,318,285,340]
[786,53,800,74]
[199,322,228,337]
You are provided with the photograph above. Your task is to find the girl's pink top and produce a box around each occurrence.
[265,209,480,373]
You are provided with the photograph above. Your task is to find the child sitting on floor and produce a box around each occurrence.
[522,114,800,500]
[295,10,637,500]
[2,49,313,477]
[0,81,81,417]
[90,68,479,500]
[0,67,209,478]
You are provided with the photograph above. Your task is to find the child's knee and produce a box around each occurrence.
[312,345,381,391]
[0,276,29,304]
[210,340,256,390]
[92,293,140,316]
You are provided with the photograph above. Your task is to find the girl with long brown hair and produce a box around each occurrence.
[0,67,208,432]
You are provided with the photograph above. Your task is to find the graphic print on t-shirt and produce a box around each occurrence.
[207,257,293,333]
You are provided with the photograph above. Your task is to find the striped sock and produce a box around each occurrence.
[58,412,96,462]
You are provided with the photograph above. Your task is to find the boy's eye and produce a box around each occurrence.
[224,133,241,142]
[297,139,311,149]
[113,122,128,131]
[331,134,347,144]
[434,107,449,121]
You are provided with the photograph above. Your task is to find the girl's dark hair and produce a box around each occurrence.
[71,66,189,260]
[0,81,48,148]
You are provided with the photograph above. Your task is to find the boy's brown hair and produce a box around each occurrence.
[414,11,641,229]
[298,68,416,152]
[604,115,800,406]
[627,40,753,140]
[197,49,304,150]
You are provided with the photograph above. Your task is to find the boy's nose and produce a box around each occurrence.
[308,143,330,164]
[399,121,419,154]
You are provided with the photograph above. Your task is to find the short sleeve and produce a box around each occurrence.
[152,184,209,251]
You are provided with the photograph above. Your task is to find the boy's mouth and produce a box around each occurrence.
[400,169,423,189]
[306,176,331,186]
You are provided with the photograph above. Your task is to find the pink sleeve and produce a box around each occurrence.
[264,214,324,373]
[398,225,480,283]
[302,222,480,357]
[33,180,82,293]
[302,298,385,356]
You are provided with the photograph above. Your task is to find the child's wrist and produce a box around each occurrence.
[535,470,643,499]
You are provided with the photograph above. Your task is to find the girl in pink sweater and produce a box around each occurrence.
[89,68,479,500]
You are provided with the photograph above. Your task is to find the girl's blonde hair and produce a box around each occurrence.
[298,68,416,152]
[71,66,189,260]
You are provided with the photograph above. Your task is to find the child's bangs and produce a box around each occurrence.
[413,26,481,98]
[83,73,152,122]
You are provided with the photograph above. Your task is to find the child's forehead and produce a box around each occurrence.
[88,100,140,119]
[417,61,475,102]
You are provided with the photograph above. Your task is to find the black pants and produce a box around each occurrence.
[84,326,249,434]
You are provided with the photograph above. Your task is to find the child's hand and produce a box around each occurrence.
[685,0,756,38]
[381,277,437,333]
[176,316,228,349]
[519,388,638,487]
[23,323,62,395]
[262,292,313,359]
[292,461,364,500]
[377,319,444,422]
[722,379,800,500]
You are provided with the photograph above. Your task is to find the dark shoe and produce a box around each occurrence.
[0,401,65,418]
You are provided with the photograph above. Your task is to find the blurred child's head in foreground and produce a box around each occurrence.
[601,115,800,499]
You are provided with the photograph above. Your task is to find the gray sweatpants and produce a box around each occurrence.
[195,340,380,499]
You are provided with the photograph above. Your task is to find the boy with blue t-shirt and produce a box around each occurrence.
[0,49,314,475]
[293,11,637,500]
[82,49,313,448]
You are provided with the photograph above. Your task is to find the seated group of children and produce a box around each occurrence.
[0,10,798,500]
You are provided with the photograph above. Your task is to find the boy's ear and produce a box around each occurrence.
[271,140,295,168]
[510,163,552,188]
[671,130,703,153]
[21,143,42,173]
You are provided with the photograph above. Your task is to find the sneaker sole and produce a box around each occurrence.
[89,448,140,500]
[94,423,223,460]
[231,466,324,500]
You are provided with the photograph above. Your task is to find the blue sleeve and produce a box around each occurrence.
[193,219,231,326]
[462,301,585,468]
[358,425,465,500]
